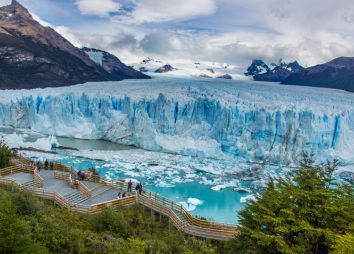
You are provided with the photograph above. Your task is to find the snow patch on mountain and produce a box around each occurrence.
[84,49,104,66]
[132,58,246,80]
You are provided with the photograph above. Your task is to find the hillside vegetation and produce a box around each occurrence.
[0,184,218,254]
[225,154,354,254]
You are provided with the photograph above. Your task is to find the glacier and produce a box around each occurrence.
[1,76,354,165]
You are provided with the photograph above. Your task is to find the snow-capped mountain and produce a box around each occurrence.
[244,60,271,76]
[245,59,304,82]
[82,47,149,80]
[132,58,246,80]
[155,64,177,73]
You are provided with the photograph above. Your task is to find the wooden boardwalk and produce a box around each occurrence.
[0,156,239,241]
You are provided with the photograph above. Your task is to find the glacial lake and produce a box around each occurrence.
[1,127,249,224]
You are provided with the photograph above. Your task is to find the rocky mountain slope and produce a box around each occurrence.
[0,1,148,89]
[282,57,354,92]
[245,59,304,82]
[82,47,149,80]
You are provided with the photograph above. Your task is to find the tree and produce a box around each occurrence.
[0,192,47,254]
[0,141,12,168]
[332,233,354,254]
[226,153,354,254]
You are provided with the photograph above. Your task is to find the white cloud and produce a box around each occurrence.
[15,0,354,70]
[119,0,216,23]
[30,12,51,27]
[75,0,120,17]
[30,11,83,47]
[140,31,181,54]
[54,26,83,47]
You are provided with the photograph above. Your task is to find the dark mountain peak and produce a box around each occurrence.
[1,0,33,22]
[11,0,27,10]
[325,56,354,69]
[155,64,177,73]
[282,56,354,92]
[0,0,95,66]
[244,59,270,76]
[82,47,150,79]
[286,61,305,72]
[245,59,304,82]
[0,1,148,89]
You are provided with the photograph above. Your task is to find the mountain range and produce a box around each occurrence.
[0,0,148,90]
[245,59,305,82]
[132,57,240,79]
[246,57,354,92]
[1,1,354,92]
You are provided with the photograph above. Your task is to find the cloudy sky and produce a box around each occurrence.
[2,0,354,68]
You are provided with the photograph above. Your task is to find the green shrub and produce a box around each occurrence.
[226,154,354,254]
[0,141,12,168]
[90,207,129,237]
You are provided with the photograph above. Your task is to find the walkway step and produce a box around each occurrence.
[91,185,112,197]
[22,180,36,189]
[64,191,89,206]
[173,210,189,223]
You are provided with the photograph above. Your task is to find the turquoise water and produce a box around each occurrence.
[1,127,249,224]
[57,155,248,224]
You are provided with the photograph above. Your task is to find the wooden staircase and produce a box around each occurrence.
[1,157,240,241]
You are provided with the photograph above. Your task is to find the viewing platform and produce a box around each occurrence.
[0,156,239,241]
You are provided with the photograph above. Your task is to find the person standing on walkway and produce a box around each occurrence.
[138,183,143,195]
[50,161,54,171]
[128,180,133,193]
[37,161,41,172]
[44,160,49,170]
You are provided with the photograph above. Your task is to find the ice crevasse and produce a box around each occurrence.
[0,77,354,165]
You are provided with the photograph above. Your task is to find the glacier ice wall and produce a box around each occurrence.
[1,77,354,165]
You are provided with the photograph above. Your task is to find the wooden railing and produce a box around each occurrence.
[33,170,43,188]
[78,181,92,197]
[90,195,136,213]
[142,190,237,229]
[136,193,238,240]
[54,171,71,181]
[0,166,23,176]
[8,156,239,240]
[0,177,17,186]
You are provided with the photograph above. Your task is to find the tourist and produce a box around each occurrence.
[122,192,126,198]
[50,161,54,171]
[117,192,121,198]
[128,180,133,192]
[135,183,140,192]
[138,183,143,195]
[37,161,41,172]
[44,160,49,170]
[77,170,84,181]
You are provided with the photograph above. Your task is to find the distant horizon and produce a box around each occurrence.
[1,0,354,69]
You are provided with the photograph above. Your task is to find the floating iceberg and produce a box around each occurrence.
[1,133,58,151]
[240,194,257,203]
[187,197,204,206]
